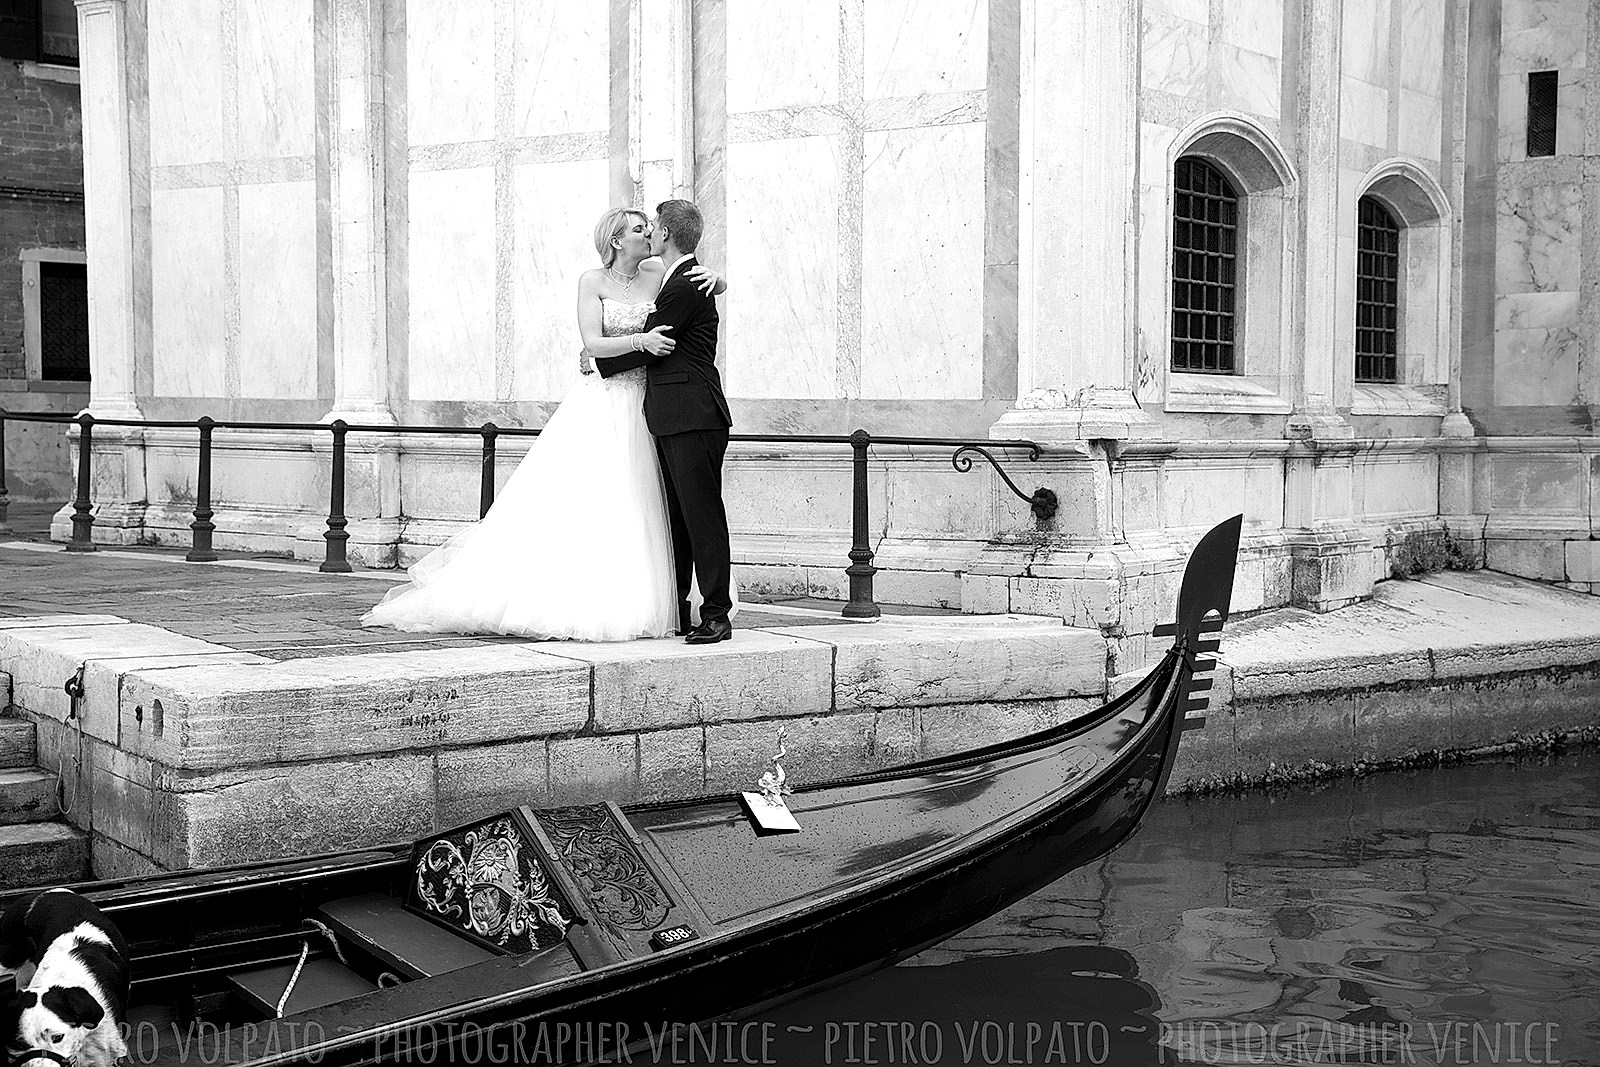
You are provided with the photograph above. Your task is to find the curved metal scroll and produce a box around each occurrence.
[952,445,1058,522]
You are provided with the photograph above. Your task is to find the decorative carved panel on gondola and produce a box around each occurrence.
[404,810,577,955]
[534,804,683,954]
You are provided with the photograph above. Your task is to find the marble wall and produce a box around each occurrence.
[145,0,320,402]
[1491,0,1589,411]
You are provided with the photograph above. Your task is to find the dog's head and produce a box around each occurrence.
[13,986,105,1065]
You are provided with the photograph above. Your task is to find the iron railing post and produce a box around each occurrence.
[321,419,351,573]
[0,414,9,535]
[66,413,95,552]
[479,422,498,519]
[842,428,880,618]
[187,416,217,562]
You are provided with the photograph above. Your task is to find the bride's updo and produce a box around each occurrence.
[593,207,647,268]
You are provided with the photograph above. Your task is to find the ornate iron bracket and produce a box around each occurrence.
[952,445,1059,522]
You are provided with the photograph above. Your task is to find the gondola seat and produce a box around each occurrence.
[229,958,377,1017]
[316,894,496,980]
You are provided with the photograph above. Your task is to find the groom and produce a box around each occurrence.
[594,200,735,644]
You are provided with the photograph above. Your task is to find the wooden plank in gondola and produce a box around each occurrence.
[316,894,496,980]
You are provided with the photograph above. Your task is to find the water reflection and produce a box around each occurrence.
[775,750,1598,1065]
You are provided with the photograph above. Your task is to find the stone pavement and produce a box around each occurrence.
[0,503,953,660]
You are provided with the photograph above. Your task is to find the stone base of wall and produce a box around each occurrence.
[2,613,1107,873]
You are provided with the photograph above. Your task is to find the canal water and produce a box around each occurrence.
[756,749,1599,1066]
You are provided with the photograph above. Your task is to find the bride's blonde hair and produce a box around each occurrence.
[593,207,648,268]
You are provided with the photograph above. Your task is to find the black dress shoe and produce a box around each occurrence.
[684,618,733,645]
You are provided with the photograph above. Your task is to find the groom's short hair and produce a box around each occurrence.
[656,199,702,254]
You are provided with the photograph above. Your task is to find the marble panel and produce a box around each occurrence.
[1493,326,1580,407]
[151,188,227,398]
[1398,89,1443,160]
[1502,26,1586,73]
[511,158,612,402]
[1495,291,1580,331]
[238,181,318,399]
[1145,0,1208,24]
[727,3,836,114]
[866,0,986,99]
[236,0,315,160]
[1141,11,1209,98]
[1357,459,1437,518]
[1399,0,1446,95]
[1339,76,1389,149]
[724,137,839,399]
[1557,67,1587,157]
[1314,464,1353,520]
[513,0,608,137]
[408,167,496,400]
[1340,0,1390,83]
[1135,181,1169,398]
[639,0,676,163]
[1162,464,1253,529]
[407,0,495,147]
[1495,183,1583,293]
[861,125,983,400]
[1487,454,1584,511]
[1218,0,1281,58]
[1335,232,1356,353]
[1338,166,1364,238]
[1504,0,1585,35]
[1497,73,1528,162]
[1209,45,1279,119]
[148,0,224,166]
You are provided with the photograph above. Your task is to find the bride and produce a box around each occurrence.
[362,207,728,641]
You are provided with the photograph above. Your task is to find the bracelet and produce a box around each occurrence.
[632,334,643,352]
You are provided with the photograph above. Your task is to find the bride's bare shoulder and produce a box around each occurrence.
[577,268,606,293]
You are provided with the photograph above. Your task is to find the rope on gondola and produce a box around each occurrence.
[274,918,347,1018]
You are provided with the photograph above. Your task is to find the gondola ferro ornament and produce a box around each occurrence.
[741,727,801,834]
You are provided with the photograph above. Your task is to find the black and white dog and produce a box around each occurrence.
[0,889,129,1067]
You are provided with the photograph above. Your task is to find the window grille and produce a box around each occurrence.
[1171,157,1238,374]
[39,261,90,381]
[1355,196,1399,384]
[1527,70,1558,157]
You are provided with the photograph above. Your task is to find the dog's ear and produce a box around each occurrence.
[41,986,104,1030]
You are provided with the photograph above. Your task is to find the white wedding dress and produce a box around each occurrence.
[363,299,683,641]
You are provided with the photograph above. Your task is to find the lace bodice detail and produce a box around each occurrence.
[599,299,654,385]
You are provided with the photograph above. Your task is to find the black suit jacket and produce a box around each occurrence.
[595,256,733,436]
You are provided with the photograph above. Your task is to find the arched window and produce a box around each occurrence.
[1355,196,1400,383]
[1171,157,1239,374]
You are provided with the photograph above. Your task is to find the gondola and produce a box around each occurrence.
[2,515,1242,1067]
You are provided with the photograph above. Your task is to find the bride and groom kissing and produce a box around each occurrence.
[364,199,737,645]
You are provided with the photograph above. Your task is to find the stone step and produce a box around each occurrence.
[0,769,60,826]
[0,718,37,770]
[0,822,89,890]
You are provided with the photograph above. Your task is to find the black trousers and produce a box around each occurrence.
[656,427,733,626]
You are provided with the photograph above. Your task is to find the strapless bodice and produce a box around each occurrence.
[601,299,654,337]
[598,299,653,386]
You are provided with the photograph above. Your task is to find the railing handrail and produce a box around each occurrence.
[0,410,1058,618]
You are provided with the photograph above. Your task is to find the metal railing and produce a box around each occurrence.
[0,411,1057,619]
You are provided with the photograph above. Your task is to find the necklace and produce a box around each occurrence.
[606,263,640,294]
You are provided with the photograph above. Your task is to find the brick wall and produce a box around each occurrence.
[0,60,85,382]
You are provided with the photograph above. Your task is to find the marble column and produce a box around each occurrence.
[75,0,142,419]
[1284,0,1352,441]
[324,0,394,424]
[990,0,1154,443]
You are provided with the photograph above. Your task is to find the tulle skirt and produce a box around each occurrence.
[363,372,680,641]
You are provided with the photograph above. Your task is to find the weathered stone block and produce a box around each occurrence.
[959,574,1010,614]
[872,569,962,610]
[0,769,58,825]
[873,709,919,768]
[778,622,1103,713]
[1486,537,1565,581]
[436,741,551,827]
[1009,576,1120,628]
[170,754,436,868]
[559,632,832,733]
[1564,539,1600,582]
[0,823,89,889]
[1232,692,1356,770]
[704,713,879,793]
[1167,713,1239,792]
[917,699,1099,760]
[1351,686,1456,759]
[638,728,705,802]
[118,646,589,770]
[547,734,637,805]
[89,832,164,880]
